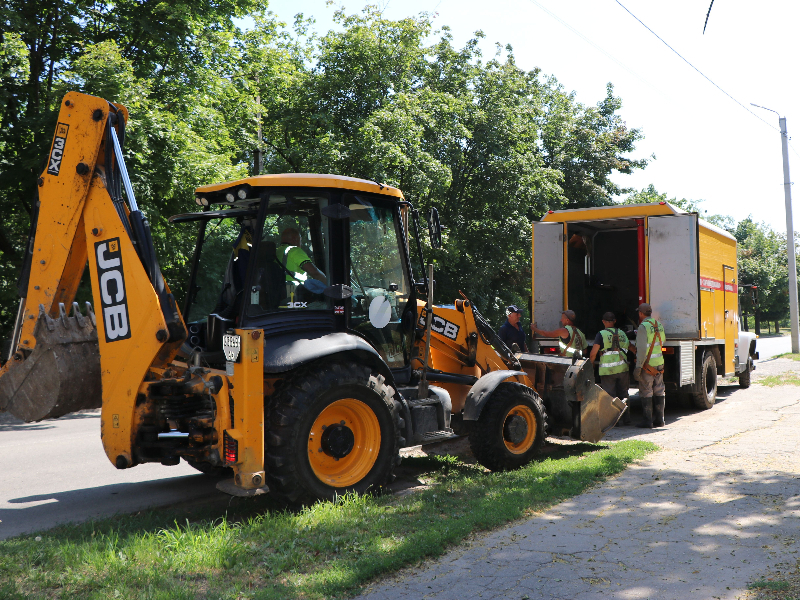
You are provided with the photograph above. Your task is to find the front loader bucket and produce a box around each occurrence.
[0,303,101,422]
[573,381,626,443]
[518,354,626,443]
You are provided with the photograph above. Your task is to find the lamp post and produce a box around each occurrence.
[751,104,799,353]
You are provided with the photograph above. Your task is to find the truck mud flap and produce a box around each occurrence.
[0,303,101,422]
[518,354,625,443]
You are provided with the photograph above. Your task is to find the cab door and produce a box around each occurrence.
[723,264,736,374]
[346,194,413,369]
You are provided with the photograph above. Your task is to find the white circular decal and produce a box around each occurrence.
[368,296,392,329]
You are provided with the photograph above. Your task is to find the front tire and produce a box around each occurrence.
[266,362,401,504]
[739,359,752,389]
[468,383,547,472]
[692,351,717,409]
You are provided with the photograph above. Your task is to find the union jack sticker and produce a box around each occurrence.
[334,305,344,315]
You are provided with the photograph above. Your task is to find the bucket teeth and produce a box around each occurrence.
[72,302,86,328]
[85,302,96,327]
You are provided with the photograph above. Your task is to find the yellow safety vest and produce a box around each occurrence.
[559,325,588,357]
[641,318,665,368]
[598,328,630,376]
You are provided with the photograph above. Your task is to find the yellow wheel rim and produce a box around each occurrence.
[307,398,382,487]
[502,404,537,455]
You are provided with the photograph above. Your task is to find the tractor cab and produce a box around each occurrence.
[170,175,420,382]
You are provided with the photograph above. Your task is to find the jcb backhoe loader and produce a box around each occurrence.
[0,92,623,502]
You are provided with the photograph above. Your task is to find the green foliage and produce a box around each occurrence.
[0,3,648,344]
[624,183,704,213]
[736,217,792,323]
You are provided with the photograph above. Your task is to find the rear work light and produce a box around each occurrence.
[223,431,238,465]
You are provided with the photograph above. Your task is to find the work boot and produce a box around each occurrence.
[636,397,653,429]
[653,395,665,427]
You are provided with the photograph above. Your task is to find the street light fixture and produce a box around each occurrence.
[750,103,799,353]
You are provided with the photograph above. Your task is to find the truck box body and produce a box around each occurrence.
[532,203,749,397]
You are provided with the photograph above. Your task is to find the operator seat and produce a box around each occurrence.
[207,222,253,351]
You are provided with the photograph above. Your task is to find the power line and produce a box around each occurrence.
[525,0,673,101]
[613,0,779,133]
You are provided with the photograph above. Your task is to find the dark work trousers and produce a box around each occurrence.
[600,371,631,423]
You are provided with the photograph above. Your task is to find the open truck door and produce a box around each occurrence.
[532,221,564,336]
[647,214,700,338]
[529,221,624,442]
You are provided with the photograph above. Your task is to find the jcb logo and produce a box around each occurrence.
[46,123,69,176]
[95,238,131,342]
[418,312,460,341]
[288,301,307,308]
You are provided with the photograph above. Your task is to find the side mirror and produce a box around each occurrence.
[428,207,442,250]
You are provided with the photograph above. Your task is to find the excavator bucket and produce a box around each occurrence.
[572,377,626,443]
[518,354,626,443]
[0,302,102,422]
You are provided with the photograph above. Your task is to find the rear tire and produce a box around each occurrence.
[692,351,717,409]
[469,383,547,472]
[265,361,401,504]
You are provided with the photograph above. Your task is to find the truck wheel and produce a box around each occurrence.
[739,360,752,389]
[692,351,717,409]
[468,383,547,472]
[265,362,401,504]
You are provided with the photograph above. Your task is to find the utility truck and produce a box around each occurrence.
[531,203,758,409]
[0,92,623,503]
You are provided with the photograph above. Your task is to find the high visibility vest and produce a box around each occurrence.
[641,318,665,367]
[559,325,588,357]
[598,328,630,376]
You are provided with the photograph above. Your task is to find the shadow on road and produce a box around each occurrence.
[0,409,100,432]
[0,472,229,540]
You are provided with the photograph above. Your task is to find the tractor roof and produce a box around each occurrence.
[194,173,403,206]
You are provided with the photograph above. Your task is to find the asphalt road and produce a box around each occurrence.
[752,333,791,361]
[0,410,222,540]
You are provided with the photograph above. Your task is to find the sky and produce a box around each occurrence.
[257,0,800,233]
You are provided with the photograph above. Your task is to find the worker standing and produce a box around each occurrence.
[498,305,527,352]
[589,312,632,426]
[532,310,588,358]
[633,303,666,428]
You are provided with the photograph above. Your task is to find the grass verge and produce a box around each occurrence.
[756,372,800,387]
[744,560,800,600]
[0,440,655,600]
[773,353,800,361]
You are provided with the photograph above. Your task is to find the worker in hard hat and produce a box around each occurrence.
[532,310,588,358]
[633,303,666,428]
[589,311,632,426]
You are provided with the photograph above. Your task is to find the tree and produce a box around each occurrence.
[0,3,649,345]
[735,218,791,330]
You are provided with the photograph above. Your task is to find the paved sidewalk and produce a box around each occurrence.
[355,360,800,600]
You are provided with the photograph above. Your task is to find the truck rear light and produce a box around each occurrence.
[662,347,674,354]
[223,431,238,464]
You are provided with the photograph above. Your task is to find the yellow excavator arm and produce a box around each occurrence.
[0,91,187,467]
